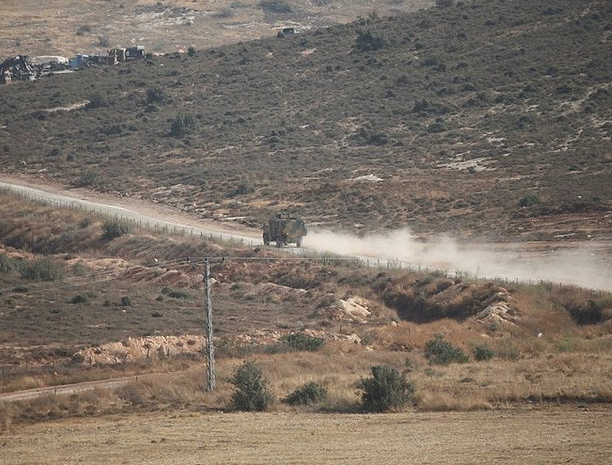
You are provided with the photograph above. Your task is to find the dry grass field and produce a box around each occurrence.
[4,408,612,464]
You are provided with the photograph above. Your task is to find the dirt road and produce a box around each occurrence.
[0,373,174,403]
[2,175,611,291]
[3,407,611,464]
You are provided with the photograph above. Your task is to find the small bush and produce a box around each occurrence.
[187,46,197,57]
[229,179,255,197]
[73,170,101,188]
[19,258,64,281]
[518,193,541,207]
[424,334,469,365]
[0,253,18,274]
[78,217,92,228]
[473,344,495,361]
[355,30,386,52]
[48,147,62,157]
[76,25,92,36]
[146,86,166,104]
[169,112,197,137]
[87,93,109,109]
[285,382,327,406]
[230,360,274,411]
[161,287,192,299]
[71,294,87,304]
[101,219,130,240]
[567,299,610,325]
[280,332,325,352]
[98,36,111,47]
[359,365,414,413]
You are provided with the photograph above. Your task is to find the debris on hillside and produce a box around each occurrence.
[475,298,518,327]
[325,296,373,323]
[1,46,147,84]
[74,335,204,366]
[0,56,36,83]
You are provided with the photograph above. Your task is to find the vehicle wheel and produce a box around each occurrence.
[263,233,270,246]
[296,237,302,247]
[276,240,284,248]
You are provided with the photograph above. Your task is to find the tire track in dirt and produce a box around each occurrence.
[0,373,168,403]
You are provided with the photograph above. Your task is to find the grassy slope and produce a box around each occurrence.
[0,0,611,239]
[1,192,612,426]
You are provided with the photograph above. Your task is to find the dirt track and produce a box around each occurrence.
[3,407,611,464]
[2,175,612,291]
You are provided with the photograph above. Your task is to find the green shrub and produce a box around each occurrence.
[355,30,386,52]
[280,332,325,352]
[473,344,495,361]
[76,25,92,36]
[424,334,469,365]
[230,360,274,411]
[566,299,610,325]
[101,219,130,240]
[146,86,166,104]
[169,112,197,137]
[48,147,62,157]
[285,382,327,406]
[0,253,18,273]
[187,46,197,57]
[229,179,255,197]
[359,365,415,412]
[73,170,101,187]
[71,294,87,304]
[518,193,540,207]
[78,217,92,228]
[87,93,109,109]
[161,287,192,299]
[19,258,64,281]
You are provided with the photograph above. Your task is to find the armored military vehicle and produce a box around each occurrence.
[263,212,307,247]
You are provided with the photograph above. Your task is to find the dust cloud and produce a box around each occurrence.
[305,228,612,292]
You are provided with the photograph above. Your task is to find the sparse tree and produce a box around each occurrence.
[230,360,274,411]
[359,365,414,412]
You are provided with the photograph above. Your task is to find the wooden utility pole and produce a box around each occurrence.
[204,258,216,391]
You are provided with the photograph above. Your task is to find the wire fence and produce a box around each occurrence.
[0,183,608,296]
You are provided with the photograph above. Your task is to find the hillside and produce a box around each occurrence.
[2,189,612,426]
[0,0,432,57]
[0,0,611,240]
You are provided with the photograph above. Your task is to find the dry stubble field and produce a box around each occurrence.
[3,407,612,464]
